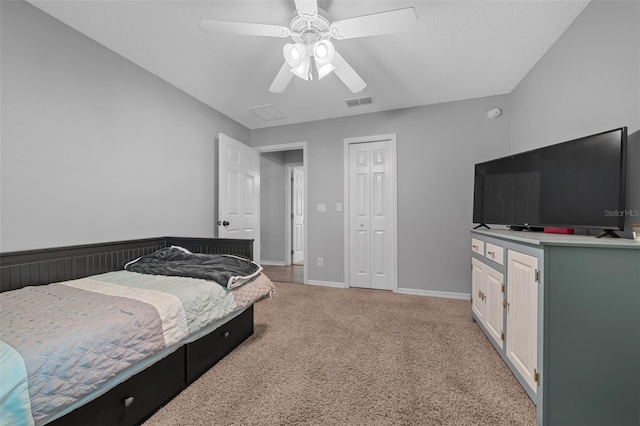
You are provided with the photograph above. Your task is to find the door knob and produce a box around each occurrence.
[217,220,230,227]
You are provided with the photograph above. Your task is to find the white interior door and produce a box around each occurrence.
[292,167,304,264]
[218,133,260,263]
[348,140,394,290]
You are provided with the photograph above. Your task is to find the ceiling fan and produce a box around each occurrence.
[200,0,418,93]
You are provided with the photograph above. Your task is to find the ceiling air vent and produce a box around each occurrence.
[345,96,374,108]
[248,104,287,122]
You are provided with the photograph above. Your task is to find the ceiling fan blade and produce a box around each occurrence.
[330,7,417,40]
[200,20,290,38]
[331,51,366,93]
[269,62,294,93]
[294,0,318,21]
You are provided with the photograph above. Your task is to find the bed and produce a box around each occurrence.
[0,237,274,426]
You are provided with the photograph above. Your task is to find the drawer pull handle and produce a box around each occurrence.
[222,331,230,338]
[124,396,134,407]
[472,245,478,250]
[487,251,495,257]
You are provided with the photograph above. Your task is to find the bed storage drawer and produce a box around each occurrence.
[186,305,254,383]
[50,346,186,426]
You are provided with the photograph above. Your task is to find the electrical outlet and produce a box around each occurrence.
[317,258,324,267]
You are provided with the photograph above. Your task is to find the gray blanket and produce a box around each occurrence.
[125,247,261,288]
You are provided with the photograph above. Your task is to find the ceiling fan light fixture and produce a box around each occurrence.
[313,40,334,64]
[290,56,311,80]
[283,43,307,68]
[315,61,335,79]
[312,40,335,79]
[315,43,327,58]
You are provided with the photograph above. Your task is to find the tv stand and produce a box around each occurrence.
[470,229,639,426]
[473,223,491,230]
[596,230,621,238]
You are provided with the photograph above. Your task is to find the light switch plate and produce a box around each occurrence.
[336,202,343,212]
[317,203,326,213]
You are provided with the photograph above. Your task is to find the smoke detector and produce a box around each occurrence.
[487,107,503,119]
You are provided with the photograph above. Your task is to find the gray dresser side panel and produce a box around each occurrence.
[544,246,640,426]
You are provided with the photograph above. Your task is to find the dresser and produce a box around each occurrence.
[470,229,640,426]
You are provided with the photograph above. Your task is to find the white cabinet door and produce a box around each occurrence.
[472,257,504,350]
[471,258,485,322]
[507,250,539,393]
[485,266,504,350]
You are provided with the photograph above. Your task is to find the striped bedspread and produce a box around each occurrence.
[0,270,274,426]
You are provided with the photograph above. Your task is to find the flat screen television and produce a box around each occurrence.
[473,127,627,235]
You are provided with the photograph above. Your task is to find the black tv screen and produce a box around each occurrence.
[473,127,627,231]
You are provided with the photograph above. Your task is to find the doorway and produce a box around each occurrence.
[256,142,308,284]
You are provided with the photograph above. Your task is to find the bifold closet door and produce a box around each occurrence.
[349,141,393,290]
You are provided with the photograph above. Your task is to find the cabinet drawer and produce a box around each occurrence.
[471,238,485,255]
[485,242,504,265]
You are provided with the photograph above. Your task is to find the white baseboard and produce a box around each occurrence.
[260,260,286,266]
[397,288,471,301]
[307,280,348,289]
[304,282,469,298]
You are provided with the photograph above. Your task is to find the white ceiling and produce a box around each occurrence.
[28,0,590,130]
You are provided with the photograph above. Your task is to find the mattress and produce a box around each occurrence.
[0,270,274,426]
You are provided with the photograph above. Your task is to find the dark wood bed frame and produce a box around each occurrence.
[0,237,255,426]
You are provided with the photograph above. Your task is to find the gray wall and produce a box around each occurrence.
[0,0,249,252]
[251,96,511,293]
[510,0,640,238]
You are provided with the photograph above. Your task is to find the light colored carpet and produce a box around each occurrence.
[144,282,537,426]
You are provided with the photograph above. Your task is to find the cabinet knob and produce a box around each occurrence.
[123,396,134,407]
[222,331,230,338]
